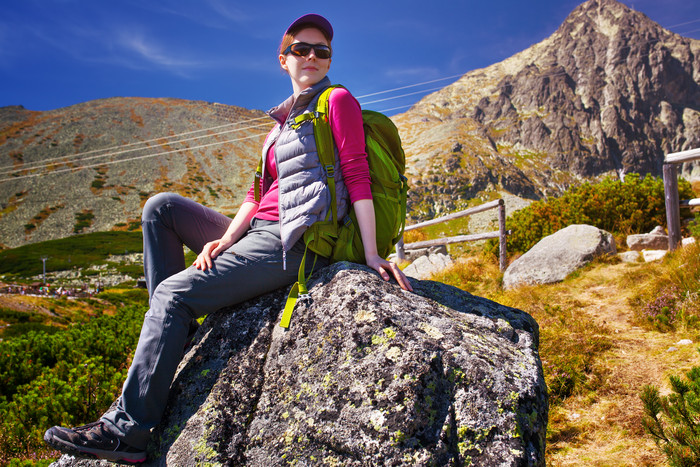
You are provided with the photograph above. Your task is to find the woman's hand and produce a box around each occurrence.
[193,238,233,271]
[193,202,259,271]
[365,254,413,292]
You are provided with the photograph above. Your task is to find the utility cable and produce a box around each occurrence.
[0,115,270,172]
[0,120,274,176]
[0,132,269,183]
[1,22,696,183]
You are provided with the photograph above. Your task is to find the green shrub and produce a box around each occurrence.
[641,361,700,466]
[502,174,693,254]
[0,303,145,458]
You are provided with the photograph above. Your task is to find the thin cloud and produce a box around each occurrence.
[136,0,252,30]
[204,0,251,24]
[118,32,201,70]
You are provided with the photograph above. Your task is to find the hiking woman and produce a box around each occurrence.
[44,13,411,463]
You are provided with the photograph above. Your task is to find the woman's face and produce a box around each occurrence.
[279,27,331,95]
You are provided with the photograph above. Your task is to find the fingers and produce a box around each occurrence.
[385,261,413,292]
[194,242,218,271]
[368,256,413,292]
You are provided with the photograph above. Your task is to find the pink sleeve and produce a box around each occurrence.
[328,88,372,203]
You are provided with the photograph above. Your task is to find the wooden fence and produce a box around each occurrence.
[395,199,509,271]
[663,147,700,250]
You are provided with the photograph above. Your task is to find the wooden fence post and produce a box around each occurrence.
[663,163,681,250]
[498,199,507,271]
[396,237,405,261]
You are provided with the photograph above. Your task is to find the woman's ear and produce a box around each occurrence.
[279,54,288,72]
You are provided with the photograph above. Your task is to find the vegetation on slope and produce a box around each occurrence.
[2,174,700,465]
[0,289,147,465]
[502,174,693,254]
[0,231,143,277]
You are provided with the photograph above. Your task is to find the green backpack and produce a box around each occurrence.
[256,85,408,328]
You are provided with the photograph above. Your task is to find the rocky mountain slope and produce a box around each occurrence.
[0,98,267,248]
[393,0,700,219]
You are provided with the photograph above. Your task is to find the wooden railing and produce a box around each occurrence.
[663,147,700,250]
[395,199,509,271]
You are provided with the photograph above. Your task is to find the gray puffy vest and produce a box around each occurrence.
[262,77,350,253]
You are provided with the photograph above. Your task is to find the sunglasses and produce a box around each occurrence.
[283,42,332,59]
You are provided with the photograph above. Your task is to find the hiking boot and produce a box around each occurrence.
[44,420,146,464]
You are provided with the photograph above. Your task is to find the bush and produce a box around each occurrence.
[0,303,145,459]
[503,174,693,254]
[641,362,700,466]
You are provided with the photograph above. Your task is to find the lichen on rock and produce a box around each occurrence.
[53,262,547,466]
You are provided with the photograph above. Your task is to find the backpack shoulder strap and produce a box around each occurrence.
[279,84,343,329]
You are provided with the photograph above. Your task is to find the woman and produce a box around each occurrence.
[44,13,411,463]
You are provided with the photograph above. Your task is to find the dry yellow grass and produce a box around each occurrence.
[432,249,700,466]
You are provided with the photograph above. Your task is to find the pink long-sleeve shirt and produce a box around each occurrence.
[245,87,371,220]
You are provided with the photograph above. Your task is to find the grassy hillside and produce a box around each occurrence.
[0,231,143,277]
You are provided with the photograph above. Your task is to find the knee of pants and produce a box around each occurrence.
[142,192,178,224]
[148,278,196,323]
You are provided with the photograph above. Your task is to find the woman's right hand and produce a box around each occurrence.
[193,238,233,271]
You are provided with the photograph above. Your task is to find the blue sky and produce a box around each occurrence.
[1,0,699,116]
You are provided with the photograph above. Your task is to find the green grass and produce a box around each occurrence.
[0,231,143,277]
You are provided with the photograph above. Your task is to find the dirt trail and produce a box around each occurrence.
[548,262,700,466]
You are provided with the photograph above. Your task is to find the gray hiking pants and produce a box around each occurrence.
[101,192,327,449]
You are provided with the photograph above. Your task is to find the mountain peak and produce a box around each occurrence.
[394,0,700,220]
[560,0,666,42]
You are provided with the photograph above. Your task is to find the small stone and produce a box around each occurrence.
[642,250,667,262]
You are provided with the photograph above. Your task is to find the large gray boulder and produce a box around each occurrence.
[503,224,616,290]
[52,262,547,466]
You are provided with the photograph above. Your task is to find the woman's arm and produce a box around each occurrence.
[193,201,258,271]
[353,199,413,291]
[328,89,412,291]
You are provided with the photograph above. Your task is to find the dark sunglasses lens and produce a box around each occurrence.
[314,46,331,59]
[290,43,312,56]
[289,43,331,59]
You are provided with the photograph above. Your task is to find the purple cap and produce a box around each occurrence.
[284,14,333,40]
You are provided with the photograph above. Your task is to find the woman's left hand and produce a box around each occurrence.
[365,254,413,292]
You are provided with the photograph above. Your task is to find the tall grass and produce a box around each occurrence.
[627,242,700,332]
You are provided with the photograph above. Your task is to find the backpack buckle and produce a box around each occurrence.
[325,164,335,177]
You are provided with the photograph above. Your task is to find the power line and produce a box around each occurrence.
[359,86,448,106]
[1,22,696,184]
[0,132,269,183]
[355,74,464,99]
[0,115,271,172]
[667,18,700,28]
[0,120,274,177]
